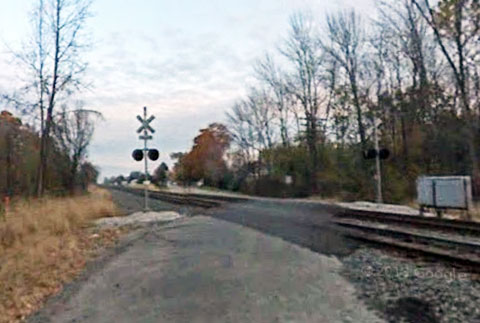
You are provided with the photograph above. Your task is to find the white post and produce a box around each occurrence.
[374,117,383,203]
[143,106,149,212]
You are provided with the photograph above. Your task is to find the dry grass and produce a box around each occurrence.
[0,186,125,323]
[469,202,480,221]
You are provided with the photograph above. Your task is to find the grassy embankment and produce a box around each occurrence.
[0,186,125,322]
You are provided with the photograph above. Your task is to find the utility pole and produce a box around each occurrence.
[373,117,383,203]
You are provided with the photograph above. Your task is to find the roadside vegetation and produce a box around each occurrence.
[217,0,480,202]
[0,110,98,199]
[1,0,96,200]
[0,187,123,322]
[0,1,127,321]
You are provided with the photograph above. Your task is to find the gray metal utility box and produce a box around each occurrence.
[417,176,472,215]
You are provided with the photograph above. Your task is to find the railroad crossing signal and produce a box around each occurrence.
[131,148,159,161]
[379,148,390,160]
[148,149,159,161]
[363,148,390,160]
[132,149,144,161]
[131,106,159,212]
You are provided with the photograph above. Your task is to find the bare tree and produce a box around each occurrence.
[378,0,430,89]
[3,0,93,196]
[412,0,480,182]
[281,12,326,189]
[323,10,368,150]
[255,54,292,147]
[2,0,48,127]
[52,105,100,192]
[227,88,277,157]
[227,101,259,164]
[246,88,277,150]
[375,0,435,166]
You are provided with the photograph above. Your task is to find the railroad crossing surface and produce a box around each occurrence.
[29,189,480,323]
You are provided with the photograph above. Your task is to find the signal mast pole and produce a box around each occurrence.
[143,107,149,212]
[374,117,383,203]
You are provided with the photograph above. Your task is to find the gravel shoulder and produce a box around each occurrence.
[340,248,480,323]
[96,211,182,228]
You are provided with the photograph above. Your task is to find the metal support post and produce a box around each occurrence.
[374,117,383,204]
[143,107,149,212]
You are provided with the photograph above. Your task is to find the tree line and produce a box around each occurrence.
[1,0,99,198]
[104,162,170,187]
[171,0,480,202]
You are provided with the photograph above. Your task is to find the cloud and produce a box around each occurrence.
[84,18,278,179]
[90,100,231,178]
[0,0,376,181]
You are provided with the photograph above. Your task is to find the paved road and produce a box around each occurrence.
[206,199,358,257]
[29,192,383,323]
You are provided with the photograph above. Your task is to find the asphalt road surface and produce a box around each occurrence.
[29,191,383,323]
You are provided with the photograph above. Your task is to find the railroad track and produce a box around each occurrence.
[335,209,480,235]
[107,185,247,208]
[333,209,480,270]
[111,185,480,269]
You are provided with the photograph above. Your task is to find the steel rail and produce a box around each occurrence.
[337,226,480,271]
[334,209,480,271]
[333,218,480,253]
[336,209,480,235]
[108,185,222,208]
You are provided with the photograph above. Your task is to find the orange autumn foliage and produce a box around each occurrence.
[175,123,231,186]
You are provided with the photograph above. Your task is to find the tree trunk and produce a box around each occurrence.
[306,115,319,193]
[36,133,46,196]
[401,114,409,170]
[349,71,366,150]
[37,0,60,197]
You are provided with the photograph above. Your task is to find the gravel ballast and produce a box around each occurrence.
[109,188,198,216]
[341,248,480,323]
[96,211,182,228]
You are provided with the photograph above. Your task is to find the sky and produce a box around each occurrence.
[0,0,375,180]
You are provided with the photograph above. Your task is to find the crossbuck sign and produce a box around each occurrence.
[137,115,155,135]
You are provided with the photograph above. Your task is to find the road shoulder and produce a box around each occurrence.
[29,215,383,323]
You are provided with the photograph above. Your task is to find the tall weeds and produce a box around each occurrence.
[0,187,121,322]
